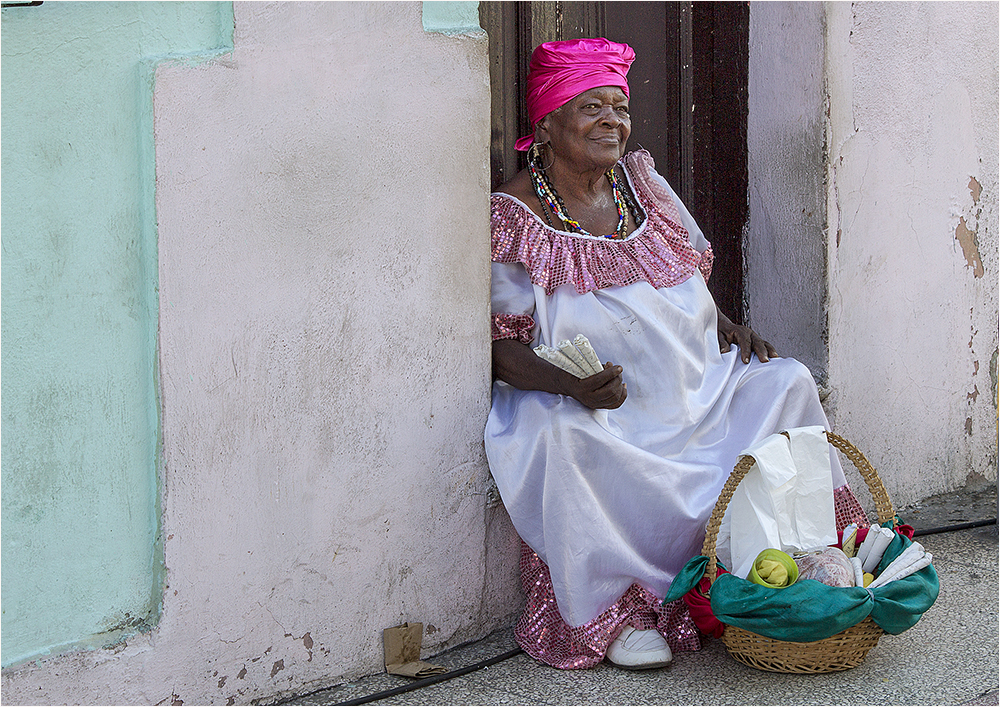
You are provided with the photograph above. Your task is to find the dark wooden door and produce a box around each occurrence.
[479,1,749,324]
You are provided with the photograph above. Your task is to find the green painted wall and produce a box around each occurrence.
[1,1,233,667]
[422,1,481,34]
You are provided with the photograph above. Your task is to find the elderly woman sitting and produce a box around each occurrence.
[486,38,868,671]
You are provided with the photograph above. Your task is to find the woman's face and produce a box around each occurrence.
[537,86,631,172]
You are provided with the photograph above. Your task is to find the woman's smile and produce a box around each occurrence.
[539,86,632,172]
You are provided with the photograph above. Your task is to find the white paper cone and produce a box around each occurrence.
[533,345,589,378]
[558,339,594,377]
[861,528,895,573]
[573,334,603,375]
[855,529,879,565]
[868,542,926,588]
[851,556,865,587]
[841,524,859,557]
[869,552,932,588]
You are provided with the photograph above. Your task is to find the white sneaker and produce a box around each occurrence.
[605,626,673,670]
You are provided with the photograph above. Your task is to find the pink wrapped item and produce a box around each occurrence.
[794,547,855,588]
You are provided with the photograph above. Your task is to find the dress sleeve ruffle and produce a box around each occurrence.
[491,261,537,344]
[491,313,536,344]
[697,248,714,284]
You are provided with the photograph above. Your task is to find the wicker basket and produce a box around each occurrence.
[701,431,896,674]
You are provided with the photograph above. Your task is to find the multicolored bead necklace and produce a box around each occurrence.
[528,148,632,240]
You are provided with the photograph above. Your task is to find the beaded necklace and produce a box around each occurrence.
[528,154,633,240]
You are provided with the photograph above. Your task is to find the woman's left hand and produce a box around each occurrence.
[717,308,778,364]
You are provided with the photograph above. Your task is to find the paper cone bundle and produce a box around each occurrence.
[534,334,603,378]
[867,542,933,588]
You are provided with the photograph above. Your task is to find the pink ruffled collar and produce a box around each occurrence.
[491,150,713,295]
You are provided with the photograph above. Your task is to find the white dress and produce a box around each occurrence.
[486,151,846,628]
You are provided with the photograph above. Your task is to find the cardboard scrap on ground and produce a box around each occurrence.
[383,622,447,678]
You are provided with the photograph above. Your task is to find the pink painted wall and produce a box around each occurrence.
[1,3,520,704]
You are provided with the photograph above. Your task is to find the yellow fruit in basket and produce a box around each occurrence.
[749,549,799,588]
[863,572,874,587]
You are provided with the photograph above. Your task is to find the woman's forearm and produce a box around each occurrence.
[492,339,629,409]
[492,339,577,395]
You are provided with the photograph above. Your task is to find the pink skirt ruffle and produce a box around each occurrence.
[514,483,871,669]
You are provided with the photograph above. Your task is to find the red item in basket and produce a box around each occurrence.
[682,567,729,639]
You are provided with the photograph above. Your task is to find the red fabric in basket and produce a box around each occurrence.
[682,567,728,639]
[895,524,915,540]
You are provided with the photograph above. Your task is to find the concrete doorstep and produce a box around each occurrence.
[283,486,998,706]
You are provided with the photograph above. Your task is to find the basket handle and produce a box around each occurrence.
[701,431,895,586]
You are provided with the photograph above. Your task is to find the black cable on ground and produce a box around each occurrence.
[912,518,997,537]
[333,647,523,706]
[288,516,996,707]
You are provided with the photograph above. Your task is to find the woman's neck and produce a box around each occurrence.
[545,161,614,205]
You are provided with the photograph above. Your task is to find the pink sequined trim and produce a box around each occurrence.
[491,150,713,296]
[514,542,702,670]
[699,250,714,284]
[512,483,870,670]
[491,313,535,344]
[624,151,715,284]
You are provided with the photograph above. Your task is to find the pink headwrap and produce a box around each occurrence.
[515,37,636,152]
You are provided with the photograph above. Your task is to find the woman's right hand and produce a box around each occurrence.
[568,362,628,409]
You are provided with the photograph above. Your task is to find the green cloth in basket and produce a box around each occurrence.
[664,522,939,642]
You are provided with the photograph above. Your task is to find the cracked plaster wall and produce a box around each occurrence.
[750,2,997,508]
[823,2,996,506]
[1,2,520,705]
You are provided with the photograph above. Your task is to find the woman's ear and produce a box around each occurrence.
[535,116,552,144]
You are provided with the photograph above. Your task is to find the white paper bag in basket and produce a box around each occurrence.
[715,426,837,581]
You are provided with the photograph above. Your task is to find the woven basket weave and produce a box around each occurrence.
[701,431,895,674]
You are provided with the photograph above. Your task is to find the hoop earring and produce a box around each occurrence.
[529,141,554,171]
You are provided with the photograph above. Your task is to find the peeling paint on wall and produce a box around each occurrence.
[823,1,998,505]
[955,217,985,277]
[302,632,313,662]
[992,349,999,411]
[422,1,482,35]
[969,176,983,202]
[956,176,985,278]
